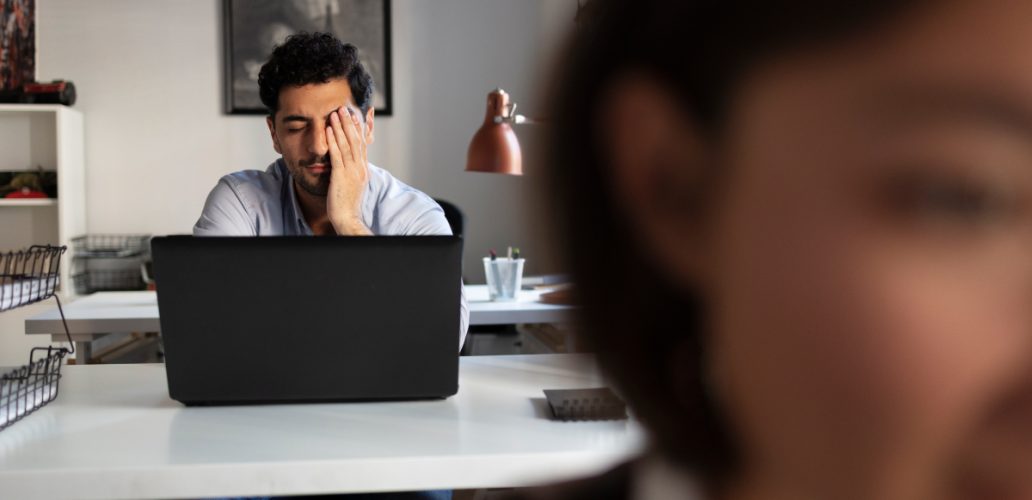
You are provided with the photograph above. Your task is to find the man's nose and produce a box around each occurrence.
[309,124,330,157]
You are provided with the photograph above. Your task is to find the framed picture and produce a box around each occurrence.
[223,0,392,116]
[0,0,35,92]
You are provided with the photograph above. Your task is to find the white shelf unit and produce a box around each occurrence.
[0,198,58,207]
[0,104,87,295]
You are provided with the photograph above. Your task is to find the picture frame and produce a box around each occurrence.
[0,0,36,92]
[223,0,392,116]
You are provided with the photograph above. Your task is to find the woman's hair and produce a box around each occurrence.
[546,0,924,480]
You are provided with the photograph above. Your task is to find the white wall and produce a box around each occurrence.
[0,302,73,367]
[33,0,577,282]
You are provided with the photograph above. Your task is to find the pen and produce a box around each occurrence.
[513,248,521,260]
[488,249,503,297]
[507,246,513,260]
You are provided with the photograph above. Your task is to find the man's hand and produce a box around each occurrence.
[326,106,372,235]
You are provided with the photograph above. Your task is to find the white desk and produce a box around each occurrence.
[0,354,644,499]
[24,285,574,358]
[26,285,572,335]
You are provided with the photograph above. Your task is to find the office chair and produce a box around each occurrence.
[434,198,465,239]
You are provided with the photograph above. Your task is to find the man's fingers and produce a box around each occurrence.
[349,109,369,174]
[341,107,365,163]
[349,110,369,180]
[351,110,368,161]
[330,109,351,158]
[326,126,344,168]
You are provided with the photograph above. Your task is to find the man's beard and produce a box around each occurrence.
[291,155,331,196]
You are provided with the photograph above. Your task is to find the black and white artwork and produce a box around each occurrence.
[224,0,392,115]
[0,0,35,92]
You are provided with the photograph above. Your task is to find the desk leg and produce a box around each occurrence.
[74,341,92,364]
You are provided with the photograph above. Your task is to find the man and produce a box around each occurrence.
[195,32,468,348]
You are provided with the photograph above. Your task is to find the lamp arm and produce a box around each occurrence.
[491,100,544,125]
[493,114,543,125]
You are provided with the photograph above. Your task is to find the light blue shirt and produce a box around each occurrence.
[194,159,469,346]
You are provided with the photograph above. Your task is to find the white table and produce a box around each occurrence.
[24,285,574,360]
[0,354,644,499]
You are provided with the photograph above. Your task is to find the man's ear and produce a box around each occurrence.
[600,74,715,287]
[266,116,283,155]
[363,107,375,145]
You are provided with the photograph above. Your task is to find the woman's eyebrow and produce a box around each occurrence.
[872,84,1032,138]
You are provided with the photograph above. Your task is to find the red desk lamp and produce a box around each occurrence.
[465,88,536,176]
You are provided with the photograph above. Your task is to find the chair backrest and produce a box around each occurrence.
[434,198,465,239]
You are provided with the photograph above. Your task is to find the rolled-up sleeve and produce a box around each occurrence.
[456,281,470,350]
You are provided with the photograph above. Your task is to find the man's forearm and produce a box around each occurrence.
[333,216,373,236]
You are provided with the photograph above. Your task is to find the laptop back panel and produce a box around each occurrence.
[151,236,462,405]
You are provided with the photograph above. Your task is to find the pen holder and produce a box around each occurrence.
[483,258,525,301]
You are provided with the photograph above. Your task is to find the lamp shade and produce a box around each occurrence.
[466,89,522,175]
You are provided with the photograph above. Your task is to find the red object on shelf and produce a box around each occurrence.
[5,188,48,199]
[23,82,66,94]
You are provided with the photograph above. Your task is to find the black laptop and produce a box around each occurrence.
[150,236,462,405]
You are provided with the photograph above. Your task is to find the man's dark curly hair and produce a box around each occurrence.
[258,32,375,117]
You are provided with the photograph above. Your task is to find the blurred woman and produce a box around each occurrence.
[531,0,1032,499]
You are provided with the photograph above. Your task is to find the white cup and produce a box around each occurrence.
[483,258,525,301]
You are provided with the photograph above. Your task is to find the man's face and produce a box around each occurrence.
[266,78,374,197]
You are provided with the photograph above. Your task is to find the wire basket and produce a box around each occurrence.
[72,269,146,294]
[0,245,74,433]
[71,234,150,258]
[71,234,151,294]
[0,246,66,312]
[0,347,67,431]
